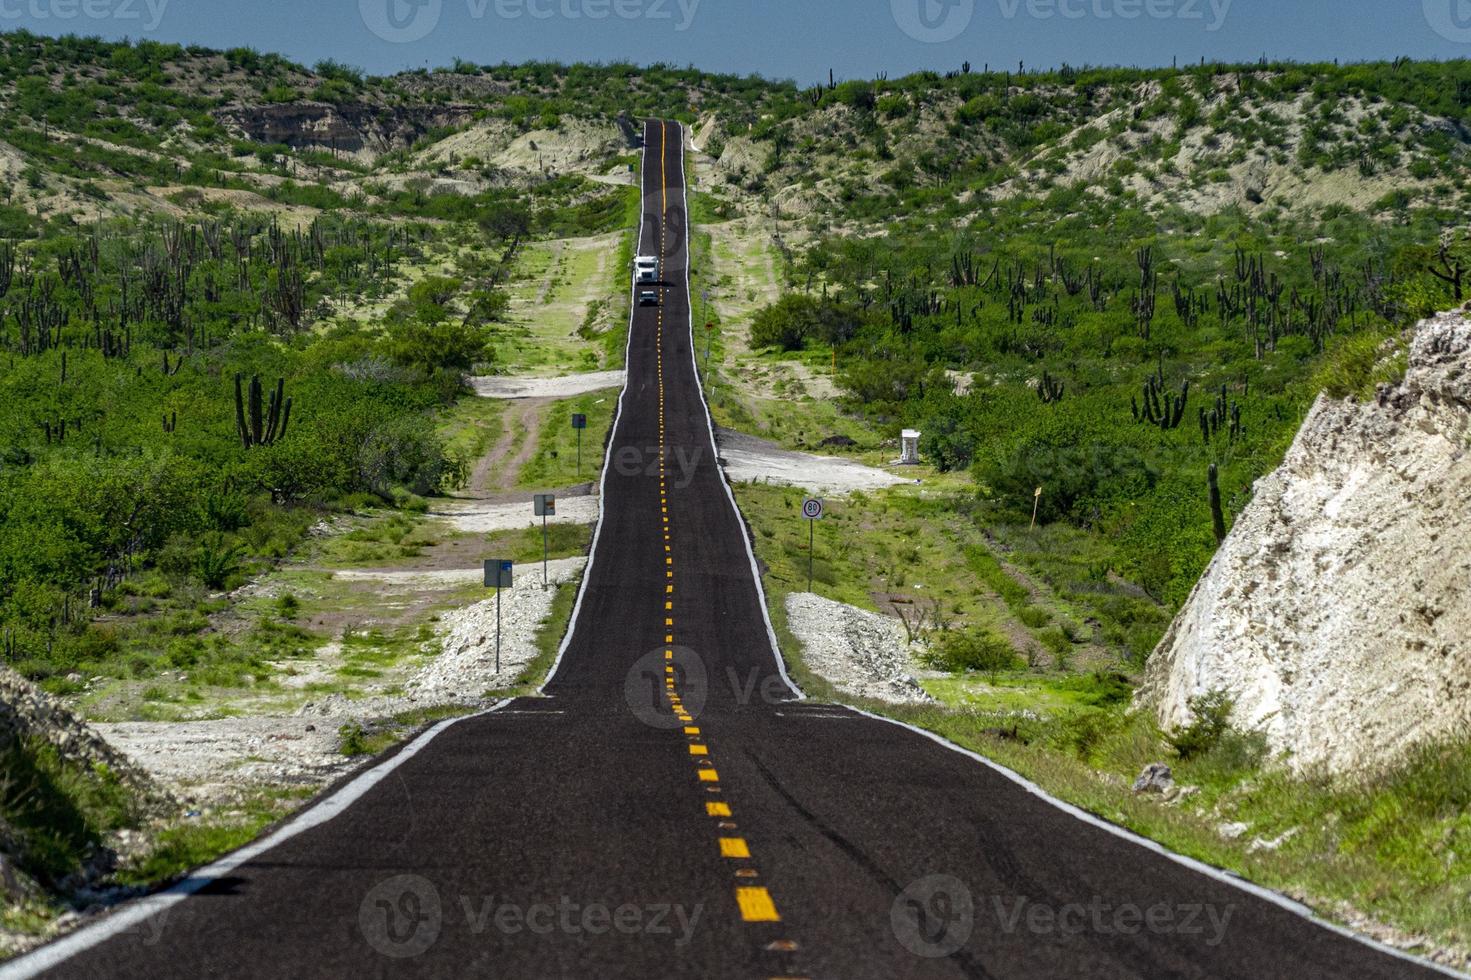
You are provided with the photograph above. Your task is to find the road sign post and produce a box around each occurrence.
[701,289,713,386]
[483,559,513,674]
[571,414,587,477]
[534,494,556,589]
[801,498,824,593]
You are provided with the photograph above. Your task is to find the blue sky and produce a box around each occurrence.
[2,0,1468,84]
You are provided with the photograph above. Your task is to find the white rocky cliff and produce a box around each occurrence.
[1138,311,1471,775]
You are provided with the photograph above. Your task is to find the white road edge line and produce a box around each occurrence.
[675,121,804,701]
[0,700,517,979]
[840,704,1470,979]
[537,124,648,691]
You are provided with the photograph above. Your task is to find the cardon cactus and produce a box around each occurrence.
[234,374,291,448]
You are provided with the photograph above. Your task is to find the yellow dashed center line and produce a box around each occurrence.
[719,838,751,859]
[647,120,788,945]
[736,887,781,923]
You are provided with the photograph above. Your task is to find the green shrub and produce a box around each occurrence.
[193,533,245,590]
[927,628,1021,676]
[1167,688,1235,760]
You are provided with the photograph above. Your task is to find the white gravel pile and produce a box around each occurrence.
[330,568,487,588]
[96,557,589,802]
[470,371,625,399]
[409,557,587,700]
[432,493,600,533]
[717,428,907,496]
[784,593,932,704]
[94,718,354,800]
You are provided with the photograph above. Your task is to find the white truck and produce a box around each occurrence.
[634,255,660,284]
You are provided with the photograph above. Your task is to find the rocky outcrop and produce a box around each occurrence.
[218,101,475,157]
[1138,311,1471,775]
[0,666,171,810]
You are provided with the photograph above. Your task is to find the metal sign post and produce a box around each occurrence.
[801,498,824,593]
[483,559,513,674]
[571,414,587,477]
[706,286,717,385]
[534,494,556,589]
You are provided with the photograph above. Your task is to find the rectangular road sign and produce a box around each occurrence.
[571,413,587,430]
[484,559,512,589]
[534,494,556,517]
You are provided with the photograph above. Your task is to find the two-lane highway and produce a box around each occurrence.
[6,120,1456,980]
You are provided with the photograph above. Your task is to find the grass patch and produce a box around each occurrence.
[482,522,593,564]
[115,786,316,888]
[0,738,141,887]
[517,389,619,489]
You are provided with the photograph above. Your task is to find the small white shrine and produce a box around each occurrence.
[899,429,921,465]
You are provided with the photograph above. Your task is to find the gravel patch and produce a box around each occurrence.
[431,492,600,533]
[409,556,586,701]
[94,557,587,804]
[330,568,487,588]
[784,593,933,704]
[93,718,355,803]
[470,371,625,399]
[718,428,908,496]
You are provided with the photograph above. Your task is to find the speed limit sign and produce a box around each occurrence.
[802,498,824,520]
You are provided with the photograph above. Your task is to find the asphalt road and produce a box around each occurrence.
[8,120,1454,980]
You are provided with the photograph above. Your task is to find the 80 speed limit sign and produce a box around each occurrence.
[802,498,824,520]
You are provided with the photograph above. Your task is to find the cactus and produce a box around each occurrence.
[234,374,291,448]
[1133,373,1188,430]
[1208,464,1227,543]
[1037,370,1065,404]
[1428,241,1465,301]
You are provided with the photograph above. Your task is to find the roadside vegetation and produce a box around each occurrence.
[2,27,1470,964]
